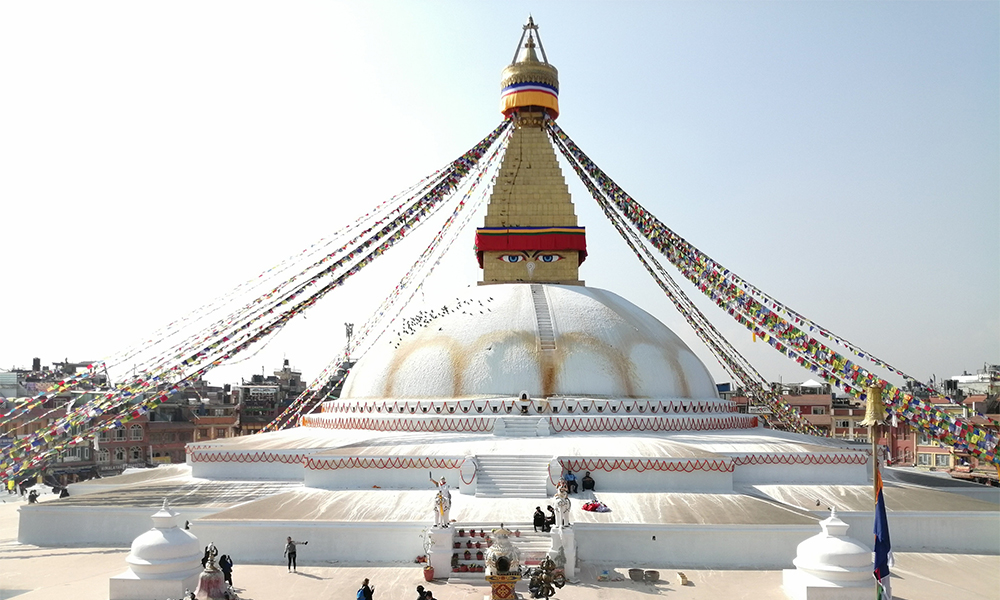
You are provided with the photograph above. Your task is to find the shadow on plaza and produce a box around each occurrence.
[0,546,124,559]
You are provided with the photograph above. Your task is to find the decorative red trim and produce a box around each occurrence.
[305,456,464,470]
[559,457,735,473]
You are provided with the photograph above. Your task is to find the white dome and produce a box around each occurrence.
[125,501,202,579]
[343,284,718,400]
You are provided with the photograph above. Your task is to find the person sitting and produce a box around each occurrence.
[564,471,578,493]
[533,506,546,532]
[544,505,556,532]
[581,471,595,491]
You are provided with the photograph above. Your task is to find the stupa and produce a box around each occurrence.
[19,18,998,576]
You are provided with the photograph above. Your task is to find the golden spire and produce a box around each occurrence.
[475,18,585,286]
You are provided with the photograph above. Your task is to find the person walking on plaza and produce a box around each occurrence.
[358,577,375,600]
[284,536,307,572]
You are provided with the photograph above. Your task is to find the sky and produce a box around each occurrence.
[1,1,997,391]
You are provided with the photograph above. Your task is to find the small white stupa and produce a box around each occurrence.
[110,498,202,600]
[783,508,874,600]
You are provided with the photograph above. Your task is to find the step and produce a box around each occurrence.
[474,454,552,498]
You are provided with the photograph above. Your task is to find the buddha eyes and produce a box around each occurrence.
[497,253,564,263]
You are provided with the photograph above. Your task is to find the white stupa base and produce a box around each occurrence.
[782,569,874,600]
[109,569,199,600]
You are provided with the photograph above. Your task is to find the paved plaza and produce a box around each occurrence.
[2,493,997,600]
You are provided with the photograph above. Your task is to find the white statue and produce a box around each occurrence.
[430,473,451,527]
[554,485,571,528]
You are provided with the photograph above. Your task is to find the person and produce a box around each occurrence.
[201,546,211,568]
[59,487,70,498]
[284,536,307,572]
[582,471,595,491]
[564,471,578,494]
[424,591,436,600]
[545,505,556,532]
[416,584,427,599]
[358,577,375,600]
[533,506,546,532]
[219,554,233,586]
[27,490,39,504]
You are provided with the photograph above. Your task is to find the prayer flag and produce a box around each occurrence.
[874,469,893,599]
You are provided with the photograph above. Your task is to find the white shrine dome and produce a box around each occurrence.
[125,500,202,579]
[342,284,718,400]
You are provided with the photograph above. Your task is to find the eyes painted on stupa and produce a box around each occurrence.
[498,252,565,263]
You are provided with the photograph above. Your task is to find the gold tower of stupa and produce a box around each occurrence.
[476,17,587,286]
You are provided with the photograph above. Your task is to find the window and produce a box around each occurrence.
[98,430,110,442]
[130,425,143,441]
[114,447,126,462]
[81,447,90,460]
[811,407,826,415]
[918,453,932,466]
[130,447,143,462]
[934,454,950,468]
[835,420,850,428]
[199,429,210,440]
[214,409,226,416]
[114,428,127,441]
[216,428,226,438]
[97,449,110,463]
[917,432,935,446]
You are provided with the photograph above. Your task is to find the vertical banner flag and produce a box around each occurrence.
[874,469,893,600]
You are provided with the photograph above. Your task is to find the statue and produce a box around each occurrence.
[528,556,566,599]
[429,473,451,527]
[553,484,570,528]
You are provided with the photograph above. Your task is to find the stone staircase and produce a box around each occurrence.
[530,284,557,351]
[494,415,546,437]
[475,454,551,498]
[447,523,552,580]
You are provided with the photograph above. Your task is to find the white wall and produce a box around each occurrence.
[837,511,1000,554]
[555,457,734,493]
[733,460,868,485]
[18,505,220,546]
[575,523,815,569]
[188,449,310,480]
[191,519,429,564]
[304,463,465,492]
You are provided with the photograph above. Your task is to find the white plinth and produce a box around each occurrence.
[426,527,454,580]
[549,526,576,578]
[782,569,874,600]
[109,570,199,600]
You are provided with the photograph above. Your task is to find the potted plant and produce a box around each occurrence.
[423,565,434,582]
[466,540,473,548]
[458,528,465,537]
[464,550,472,560]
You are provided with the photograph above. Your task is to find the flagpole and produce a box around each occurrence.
[863,385,884,600]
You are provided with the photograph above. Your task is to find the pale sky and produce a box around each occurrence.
[2,1,997,391]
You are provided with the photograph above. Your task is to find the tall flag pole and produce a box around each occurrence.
[864,386,892,599]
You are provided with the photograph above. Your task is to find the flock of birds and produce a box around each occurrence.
[389,296,496,349]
